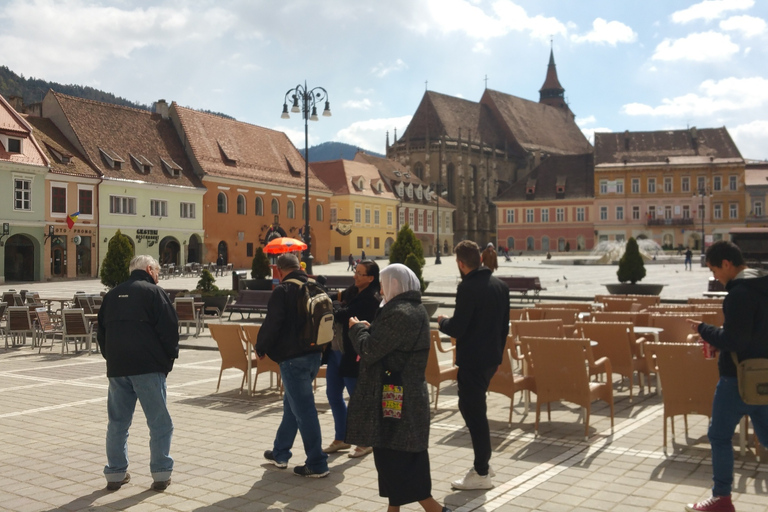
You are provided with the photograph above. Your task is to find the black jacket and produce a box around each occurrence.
[698,269,768,377]
[97,270,179,378]
[333,284,381,378]
[256,270,323,363]
[438,266,510,369]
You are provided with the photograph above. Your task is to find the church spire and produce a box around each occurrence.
[539,47,566,110]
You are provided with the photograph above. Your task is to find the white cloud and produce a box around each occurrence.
[370,59,408,78]
[671,0,754,24]
[621,76,768,117]
[719,15,767,37]
[581,127,612,144]
[652,31,738,62]
[729,120,768,159]
[342,98,373,110]
[571,18,638,45]
[472,42,490,54]
[576,115,596,127]
[336,115,412,154]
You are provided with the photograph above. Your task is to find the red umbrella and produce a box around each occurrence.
[263,237,307,254]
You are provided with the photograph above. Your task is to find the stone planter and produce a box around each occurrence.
[200,294,231,313]
[604,283,665,295]
[422,298,441,319]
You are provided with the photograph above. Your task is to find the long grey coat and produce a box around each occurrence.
[346,290,431,452]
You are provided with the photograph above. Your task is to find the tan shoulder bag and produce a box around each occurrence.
[731,352,768,405]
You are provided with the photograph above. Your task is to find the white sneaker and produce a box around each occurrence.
[451,468,494,490]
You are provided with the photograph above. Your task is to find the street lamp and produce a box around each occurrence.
[281,81,331,274]
[430,182,447,264]
[694,186,712,256]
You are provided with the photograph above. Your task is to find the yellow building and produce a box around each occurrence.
[311,159,399,261]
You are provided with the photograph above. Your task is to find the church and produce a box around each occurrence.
[386,50,592,248]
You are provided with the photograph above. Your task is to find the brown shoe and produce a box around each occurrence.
[323,441,351,453]
[152,478,171,491]
[106,473,130,491]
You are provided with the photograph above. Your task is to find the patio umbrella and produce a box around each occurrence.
[263,237,307,255]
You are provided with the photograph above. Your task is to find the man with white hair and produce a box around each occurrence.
[97,255,179,492]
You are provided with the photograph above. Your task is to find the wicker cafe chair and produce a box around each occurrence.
[208,323,258,395]
[520,336,614,440]
[591,311,652,327]
[510,319,564,340]
[426,330,458,411]
[650,314,702,343]
[643,342,719,451]
[241,324,282,396]
[488,335,536,424]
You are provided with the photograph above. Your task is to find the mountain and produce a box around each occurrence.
[300,141,384,162]
[0,65,234,119]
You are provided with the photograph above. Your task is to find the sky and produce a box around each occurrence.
[2,0,768,160]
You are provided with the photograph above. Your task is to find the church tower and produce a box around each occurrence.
[539,48,568,111]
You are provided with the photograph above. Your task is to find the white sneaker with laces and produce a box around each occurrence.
[451,468,494,490]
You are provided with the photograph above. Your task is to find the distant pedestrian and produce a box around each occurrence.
[97,255,179,491]
[361,249,366,260]
[685,248,693,271]
[481,243,498,273]
[347,254,355,271]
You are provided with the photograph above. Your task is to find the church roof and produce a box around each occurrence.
[594,127,743,166]
[495,153,594,201]
[539,49,564,93]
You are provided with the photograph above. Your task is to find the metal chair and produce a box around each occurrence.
[61,308,95,354]
[7,306,35,349]
[174,297,201,337]
[35,307,63,353]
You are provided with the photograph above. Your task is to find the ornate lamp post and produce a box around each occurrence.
[281,81,331,274]
[430,182,446,264]
[694,185,712,256]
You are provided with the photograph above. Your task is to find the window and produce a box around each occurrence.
[217,192,227,213]
[109,195,136,214]
[287,200,295,219]
[541,209,549,222]
[355,207,361,223]
[600,206,608,220]
[271,198,279,215]
[697,176,706,192]
[7,138,22,153]
[664,177,673,193]
[330,207,337,223]
[374,210,380,225]
[357,236,363,248]
[526,209,534,222]
[616,180,624,194]
[409,210,414,227]
[445,213,450,231]
[713,176,722,191]
[729,203,738,219]
[665,205,672,219]
[576,207,585,222]
[632,205,640,220]
[648,178,656,193]
[729,175,737,191]
[683,205,690,218]
[387,211,392,226]
[556,208,564,222]
[150,199,168,217]
[616,206,624,220]
[682,177,690,193]
[714,204,722,220]
[237,194,246,215]
[79,189,93,215]
[648,205,656,219]
[753,201,763,217]
[247,243,253,257]
[699,205,706,219]
[255,197,264,216]
[399,209,405,227]
[52,186,66,214]
[316,204,323,221]
[527,237,534,250]
[427,211,432,230]
[507,237,515,251]
[631,178,640,194]
[599,180,607,194]
[14,178,32,211]
[180,202,196,219]
[374,238,380,249]
[365,209,371,224]
[506,209,515,223]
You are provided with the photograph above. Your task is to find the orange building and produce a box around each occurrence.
[170,104,332,269]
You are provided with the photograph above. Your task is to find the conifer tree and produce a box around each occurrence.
[100,230,134,289]
[617,237,646,284]
[390,224,426,291]
[251,247,271,279]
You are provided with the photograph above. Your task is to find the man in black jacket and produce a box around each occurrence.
[438,240,509,491]
[256,253,329,478]
[97,255,179,491]
[685,241,768,512]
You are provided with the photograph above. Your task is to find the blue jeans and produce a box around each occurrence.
[105,373,174,483]
[325,350,357,441]
[709,376,768,496]
[273,352,328,472]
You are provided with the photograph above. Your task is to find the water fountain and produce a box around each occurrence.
[590,239,665,264]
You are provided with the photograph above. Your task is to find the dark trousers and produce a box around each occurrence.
[457,365,498,476]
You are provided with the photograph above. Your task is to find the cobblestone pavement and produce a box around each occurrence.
[2,255,765,511]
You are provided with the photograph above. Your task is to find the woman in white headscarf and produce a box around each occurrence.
[347,264,449,512]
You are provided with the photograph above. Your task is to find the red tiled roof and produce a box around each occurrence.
[49,92,202,188]
[172,105,330,193]
[310,159,397,200]
[24,116,101,179]
[0,95,48,167]
[495,153,594,201]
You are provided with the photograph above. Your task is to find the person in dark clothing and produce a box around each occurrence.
[685,248,693,271]
[97,255,179,491]
[323,260,381,458]
[438,241,509,491]
[256,253,329,478]
[685,241,768,512]
[361,249,366,261]
[347,253,355,271]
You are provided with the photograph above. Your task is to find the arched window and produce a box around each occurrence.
[271,198,279,215]
[316,204,324,221]
[255,196,264,216]
[287,200,295,219]
[217,192,227,213]
[507,237,515,251]
[413,162,424,180]
[527,237,535,251]
[558,237,566,251]
[577,235,586,251]
[542,236,550,251]
[237,194,246,215]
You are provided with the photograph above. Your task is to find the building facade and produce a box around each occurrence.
[745,162,768,228]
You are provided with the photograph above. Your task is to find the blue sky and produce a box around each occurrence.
[2,0,767,159]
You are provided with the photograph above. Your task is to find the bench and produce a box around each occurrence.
[318,275,355,292]
[497,276,547,303]
[228,290,272,320]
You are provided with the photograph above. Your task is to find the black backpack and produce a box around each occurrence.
[286,278,335,348]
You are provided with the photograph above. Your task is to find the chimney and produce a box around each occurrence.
[154,99,169,119]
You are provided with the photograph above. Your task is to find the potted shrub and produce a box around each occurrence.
[194,268,233,311]
[389,224,439,316]
[604,237,664,295]
[245,247,273,290]
[100,230,134,289]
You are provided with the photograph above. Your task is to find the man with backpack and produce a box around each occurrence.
[256,253,330,478]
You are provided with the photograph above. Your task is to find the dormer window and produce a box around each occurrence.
[358,178,365,190]
[556,176,566,198]
[99,147,125,170]
[161,157,182,178]
[218,140,238,166]
[7,138,21,153]
[404,173,410,179]
[406,183,413,199]
[397,182,404,197]
[377,182,383,193]
[130,153,153,174]
[394,171,401,177]
[415,186,423,200]
[45,143,72,164]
